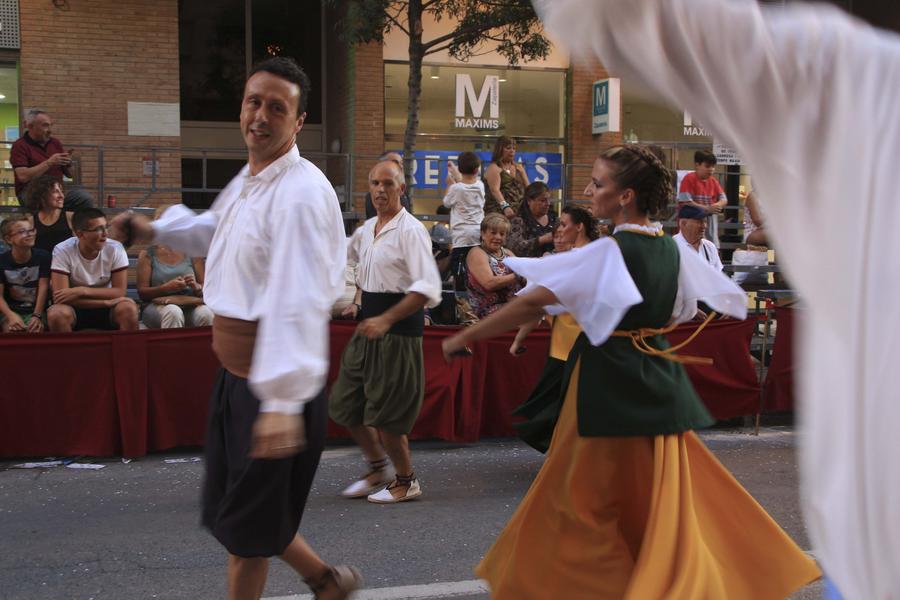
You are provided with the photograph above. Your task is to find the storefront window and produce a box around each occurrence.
[0,62,20,205]
[385,62,566,211]
[179,0,246,122]
[251,0,322,124]
[179,0,323,124]
[385,62,565,139]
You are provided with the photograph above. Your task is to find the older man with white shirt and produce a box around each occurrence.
[331,160,442,505]
[111,57,360,600]
[672,204,723,272]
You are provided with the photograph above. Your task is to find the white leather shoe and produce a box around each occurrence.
[367,477,422,504]
[341,466,394,499]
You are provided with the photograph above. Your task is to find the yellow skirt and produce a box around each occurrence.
[476,363,820,599]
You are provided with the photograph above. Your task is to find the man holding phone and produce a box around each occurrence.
[11,109,74,204]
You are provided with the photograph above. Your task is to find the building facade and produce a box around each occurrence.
[0,0,883,213]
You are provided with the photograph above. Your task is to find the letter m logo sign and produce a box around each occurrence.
[455,74,500,119]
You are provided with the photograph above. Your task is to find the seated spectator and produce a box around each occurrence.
[466,213,523,319]
[443,152,485,285]
[0,217,50,333]
[547,222,572,255]
[678,149,727,245]
[430,223,453,283]
[743,190,768,247]
[507,181,558,258]
[673,205,723,271]
[47,208,138,332]
[63,187,96,212]
[137,244,213,329]
[25,174,73,254]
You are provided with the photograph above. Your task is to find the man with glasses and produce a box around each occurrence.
[47,207,138,332]
[0,216,50,333]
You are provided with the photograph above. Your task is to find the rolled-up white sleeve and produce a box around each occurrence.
[403,223,442,308]
[152,204,219,258]
[249,196,347,413]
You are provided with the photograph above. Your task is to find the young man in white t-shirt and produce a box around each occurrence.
[442,151,485,289]
[47,207,138,331]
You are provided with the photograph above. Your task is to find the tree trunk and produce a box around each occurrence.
[403,0,424,201]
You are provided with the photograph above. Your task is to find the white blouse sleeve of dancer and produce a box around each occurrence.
[250,192,348,414]
[151,203,219,258]
[504,238,642,346]
[672,243,748,325]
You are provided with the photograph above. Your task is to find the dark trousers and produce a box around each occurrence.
[201,369,327,558]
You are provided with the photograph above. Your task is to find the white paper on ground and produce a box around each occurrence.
[66,463,105,470]
[12,461,63,469]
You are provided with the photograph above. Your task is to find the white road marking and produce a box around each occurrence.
[264,579,488,600]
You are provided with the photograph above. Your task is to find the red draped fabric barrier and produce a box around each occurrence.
[764,306,797,412]
[0,318,766,458]
[667,318,760,419]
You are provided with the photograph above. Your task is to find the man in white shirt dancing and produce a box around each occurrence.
[112,57,360,600]
[331,160,442,504]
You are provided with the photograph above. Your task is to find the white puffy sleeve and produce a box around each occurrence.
[152,204,219,258]
[249,190,347,413]
[403,222,443,308]
[504,237,642,346]
[671,242,748,325]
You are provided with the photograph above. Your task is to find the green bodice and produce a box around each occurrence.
[565,231,714,437]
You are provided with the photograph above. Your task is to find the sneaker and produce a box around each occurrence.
[341,458,394,499]
[367,475,422,504]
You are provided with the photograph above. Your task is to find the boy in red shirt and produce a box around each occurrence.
[678,150,727,245]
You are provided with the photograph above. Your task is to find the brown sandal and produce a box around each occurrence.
[304,565,363,600]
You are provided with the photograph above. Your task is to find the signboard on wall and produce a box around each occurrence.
[713,140,742,166]
[398,150,562,190]
[454,74,500,130]
[592,78,621,134]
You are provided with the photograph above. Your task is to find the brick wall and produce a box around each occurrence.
[19,0,182,210]
[351,41,385,215]
[567,58,622,201]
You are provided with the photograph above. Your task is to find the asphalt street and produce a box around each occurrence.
[1,429,822,600]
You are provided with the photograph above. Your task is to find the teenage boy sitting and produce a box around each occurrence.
[678,149,727,245]
[0,217,50,332]
[47,207,139,332]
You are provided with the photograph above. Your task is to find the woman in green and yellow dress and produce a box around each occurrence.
[442,145,820,599]
[510,205,599,453]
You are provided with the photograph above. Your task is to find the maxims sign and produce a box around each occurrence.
[454,74,500,130]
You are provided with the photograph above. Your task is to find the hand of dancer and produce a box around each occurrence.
[442,335,472,362]
[250,412,306,459]
[357,315,390,339]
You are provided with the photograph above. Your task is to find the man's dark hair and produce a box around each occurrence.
[694,150,717,166]
[248,57,312,116]
[456,151,481,176]
[72,207,106,232]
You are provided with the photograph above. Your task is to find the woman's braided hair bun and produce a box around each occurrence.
[599,145,673,216]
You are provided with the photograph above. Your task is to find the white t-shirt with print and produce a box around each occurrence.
[51,237,129,288]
